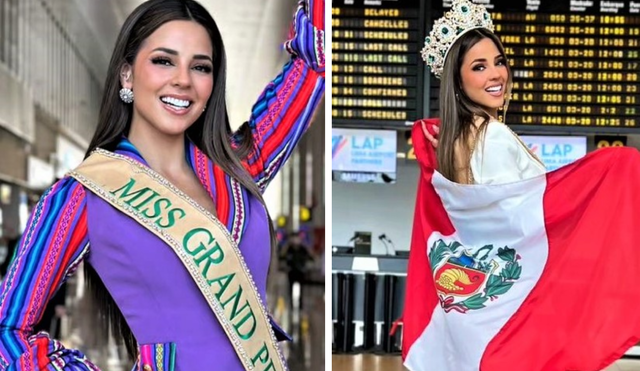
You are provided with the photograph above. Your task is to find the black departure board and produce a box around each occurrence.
[332,0,426,127]
[429,0,640,129]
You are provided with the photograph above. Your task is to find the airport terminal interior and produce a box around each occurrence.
[331,0,640,370]
[0,0,324,370]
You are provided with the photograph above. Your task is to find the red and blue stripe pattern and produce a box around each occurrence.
[285,0,325,73]
[0,178,94,370]
[242,0,325,193]
[186,143,247,245]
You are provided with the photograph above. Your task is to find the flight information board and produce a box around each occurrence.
[332,0,425,127]
[429,0,640,129]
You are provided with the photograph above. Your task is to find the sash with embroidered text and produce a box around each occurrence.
[70,149,286,371]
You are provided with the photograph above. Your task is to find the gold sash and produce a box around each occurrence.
[70,149,286,371]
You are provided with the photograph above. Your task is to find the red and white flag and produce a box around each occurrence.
[403,120,640,371]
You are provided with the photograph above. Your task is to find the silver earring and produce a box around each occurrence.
[119,88,134,104]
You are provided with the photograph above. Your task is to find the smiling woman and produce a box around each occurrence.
[421,5,545,185]
[122,21,215,138]
[0,0,324,370]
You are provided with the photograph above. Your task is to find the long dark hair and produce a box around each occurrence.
[83,0,275,360]
[436,29,512,183]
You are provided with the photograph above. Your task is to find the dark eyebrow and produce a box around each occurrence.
[470,54,503,64]
[152,47,213,62]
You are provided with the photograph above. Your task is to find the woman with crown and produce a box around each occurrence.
[420,0,545,184]
[403,1,640,371]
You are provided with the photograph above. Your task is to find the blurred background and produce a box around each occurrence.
[0,0,324,370]
[331,0,640,370]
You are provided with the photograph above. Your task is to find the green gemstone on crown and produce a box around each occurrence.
[421,0,495,69]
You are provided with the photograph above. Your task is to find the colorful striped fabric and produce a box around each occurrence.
[243,0,325,193]
[136,342,176,371]
[0,0,324,368]
[0,179,93,371]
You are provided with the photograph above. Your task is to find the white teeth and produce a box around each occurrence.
[486,86,502,92]
[161,96,191,108]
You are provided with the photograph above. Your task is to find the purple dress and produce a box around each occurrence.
[86,182,271,370]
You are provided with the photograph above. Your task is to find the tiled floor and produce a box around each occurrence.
[605,359,640,371]
[331,355,640,371]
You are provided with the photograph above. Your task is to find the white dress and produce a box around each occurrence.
[470,121,546,185]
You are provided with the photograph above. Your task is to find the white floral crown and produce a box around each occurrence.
[421,0,494,79]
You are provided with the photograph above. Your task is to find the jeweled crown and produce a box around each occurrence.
[421,0,494,79]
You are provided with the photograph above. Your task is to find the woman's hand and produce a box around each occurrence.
[421,120,440,149]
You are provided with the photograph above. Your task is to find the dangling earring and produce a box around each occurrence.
[119,88,134,104]
[455,93,460,101]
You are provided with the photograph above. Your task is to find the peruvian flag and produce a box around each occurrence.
[402,120,640,371]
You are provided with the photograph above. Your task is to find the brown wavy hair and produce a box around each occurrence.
[436,29,512,183]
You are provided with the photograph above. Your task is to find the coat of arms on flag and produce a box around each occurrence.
[403,121,640,371]
[429,239,521,313]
